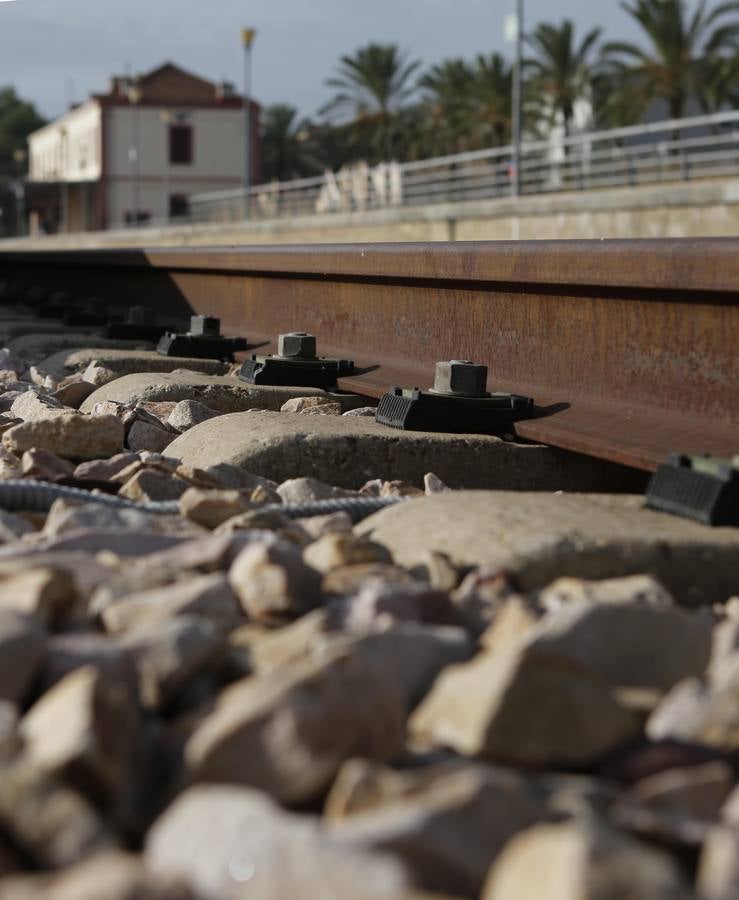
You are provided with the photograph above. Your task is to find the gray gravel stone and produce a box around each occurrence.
[164,410,644,492]
[357,491,739,607]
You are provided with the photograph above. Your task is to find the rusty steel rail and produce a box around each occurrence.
[1,239,737,472]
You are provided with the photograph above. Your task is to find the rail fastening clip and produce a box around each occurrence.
[375,360,534,435]
[157,315,247,362]
[238,332,355,389]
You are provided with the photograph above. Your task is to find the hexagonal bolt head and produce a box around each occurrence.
[128,305,154,324]
[190,315,220,337]
[432,360,489,397]
[278,332,317,359]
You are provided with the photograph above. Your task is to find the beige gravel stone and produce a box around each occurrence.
[79,372,364,416]
[10,391,65,421]
[0,760,117,868]
[178,488,249,529]
[628,760,734,824]
[166,399,220,432]
[330,764,546,897]
[277,475,357,503]
[303,532,392,574]
[127,420,173,454]
[698,826,739,900]
[0,567,79,625]
[20,448,75,480]
[410,645,638,766]
[358,491,739,607]
[523,601,712,691]
[646,653,739,750]
[164,411,646,492]
[146,785,414,900]
[20,666,140,805]
[118,469,190,502]
[101,573,243,634]
[281,395,342,413]
[482,819,693,900]
[0,609,46,704]
[3,413,125,461]
[51,380,97,409]
[119,615,225,710]
[184,642,407,804]
[538,574,674,611]
[229,540,323,623]
[0,850,196,900]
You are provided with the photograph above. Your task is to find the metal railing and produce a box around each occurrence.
[175,109,739,227]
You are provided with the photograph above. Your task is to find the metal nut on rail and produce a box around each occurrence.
[190,315,221,337]
[278,332,317,360]
[431,360,489,397]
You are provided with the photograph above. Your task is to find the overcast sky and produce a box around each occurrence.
[2,0,644,122]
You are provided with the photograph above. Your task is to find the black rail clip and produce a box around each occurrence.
[239,332,354,389]
[376,360,534,435]
[105,306,174,342]
[646,453,739,527]
[157,315,247,361]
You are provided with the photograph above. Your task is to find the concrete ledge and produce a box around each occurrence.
[2,176,738,250]
[163,409,647,493]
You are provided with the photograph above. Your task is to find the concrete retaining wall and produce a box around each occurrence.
[3,176,738,249]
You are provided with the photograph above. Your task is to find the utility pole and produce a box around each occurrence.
[242,28,256,220]
[511,0,524,197]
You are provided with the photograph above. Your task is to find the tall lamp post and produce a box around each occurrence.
[12,148,27,237]
[511,0,524,197]
[242,28,256,220]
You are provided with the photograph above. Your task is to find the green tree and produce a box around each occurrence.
[419,54,512,154]
[260,104,321,181]
[525,20,603,135]
[603,0,739,120]
[0,86,45,178]
[321,43,421,161]
[471,53,513,147]
[0,86,46,236]
[419,58,476,154]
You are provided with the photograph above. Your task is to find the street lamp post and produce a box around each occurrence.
[12,148,27,237]
[511,0,524,197]
[242,28,256,220]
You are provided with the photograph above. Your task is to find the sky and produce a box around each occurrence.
[1,0,643,122]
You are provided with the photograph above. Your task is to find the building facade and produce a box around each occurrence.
[26,62,260,233]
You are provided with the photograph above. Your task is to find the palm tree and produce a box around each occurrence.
[525,20,603,136]
[471,53,513,147]
[419,58,476,154]
[604,0,739,121]
[321,43,421,161]
[260,104,320,182]
[419,54,512,154]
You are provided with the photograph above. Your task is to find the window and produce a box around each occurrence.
[124,211,151,226]
[169,125,193,165]
[168,194,189,219]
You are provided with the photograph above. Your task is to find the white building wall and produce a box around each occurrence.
[106,106,245,227]
[28,101,102,183]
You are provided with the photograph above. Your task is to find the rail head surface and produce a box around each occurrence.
[1,239,737,471]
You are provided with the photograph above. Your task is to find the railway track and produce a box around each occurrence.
[1,238,737,471]
[0,238,736,898]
